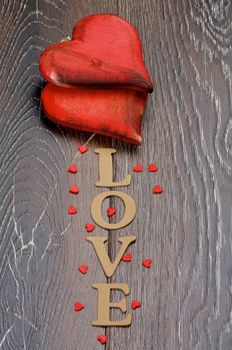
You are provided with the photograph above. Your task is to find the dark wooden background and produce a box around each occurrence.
[1,0,232,349]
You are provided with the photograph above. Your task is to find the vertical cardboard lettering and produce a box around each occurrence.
[90,148,136,327]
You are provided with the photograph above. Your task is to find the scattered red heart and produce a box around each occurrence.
[79,265,88,274]
[133,164,143,172]
[122,252,132,262]
[97,335,108,345]
[131,300,141,310]
[69,184,79,194]
[85,223,95,233]
[148,164,158,172]
[142,259,152,268]
[107,207,116,217]
[68,163,78,174]
[74,302,84,312]
[79,145,88,154]
[153,185,163,194]
[68,205,77,215]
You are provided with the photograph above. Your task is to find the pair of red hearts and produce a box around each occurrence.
[74,299,142,312]
[68,183,78,214]
[133,163,158,172]
[67,145,88,173]
[122,254,152,269]
[74,304,107,345]
[74,299,141,311]
[79,222,93,271]
[39,14,153,145]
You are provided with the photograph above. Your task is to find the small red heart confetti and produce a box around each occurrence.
[69,184,79,194]
[107,207,116,217]
[79,145,88,154]
[131,300,141,310]
[133,164,143,172]
[97,335,108,345]
[79,265,88,274]
[68,205,77,215]
[122,252,132,262]
[74,302,84,312]
[153,185,163,194]
[68,163,78,174]
[142,259,152,268]
[148,164,158,172]
[85,223,95,233]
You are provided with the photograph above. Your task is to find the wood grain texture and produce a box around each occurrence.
[0,1,116,349]
[110,1,232,349]
[0,1,232,349]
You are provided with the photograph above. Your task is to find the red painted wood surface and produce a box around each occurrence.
[41,83,147,144]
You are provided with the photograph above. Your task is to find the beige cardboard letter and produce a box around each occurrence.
[95,148,131,187]
[92,283,132,327]
[86,235,136,277]
[91,191,136,230]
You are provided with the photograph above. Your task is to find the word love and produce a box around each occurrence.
[88,148,137,327]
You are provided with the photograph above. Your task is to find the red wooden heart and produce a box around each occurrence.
[148,164,158,172]
[107,207,116,217]
[39,15,152,91]
[133,164,143,172]
[131,300,141,310]
[68,205,77,215]
[142,259,152,268]
[122,252,132,262]
[97,335,108,345]
[69,184,79,194]
[74,302,84,312]
[153,185,163,194]
[79,265,88,274]
[85,223,95,233]
[79,145,88,154]
[39,15,153,145]
[41,84,146,145]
